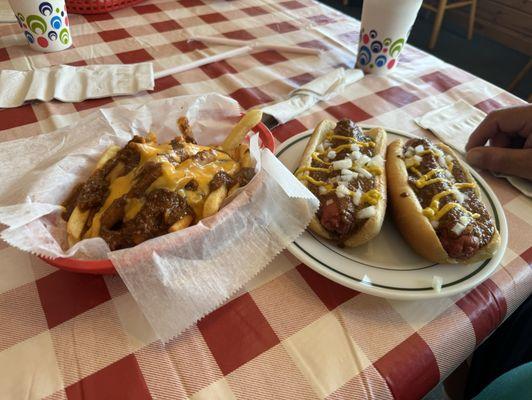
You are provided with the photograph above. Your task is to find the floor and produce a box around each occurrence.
[321,0,531,101]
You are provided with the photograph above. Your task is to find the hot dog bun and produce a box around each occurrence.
[298,120,387,247]
[386,139,500,264]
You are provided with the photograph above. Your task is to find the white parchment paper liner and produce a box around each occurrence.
[0,93,319,341]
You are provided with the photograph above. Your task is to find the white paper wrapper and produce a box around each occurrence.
[0,93,319,341]
[0,63,155,108]
[260,67,364,124]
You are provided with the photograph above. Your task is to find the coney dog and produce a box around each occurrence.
[62,110,262,251]
[296,119,387,247]
[386,138,500,264]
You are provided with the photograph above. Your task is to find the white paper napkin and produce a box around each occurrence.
[260,67,364,124]
[0,63,154,108]
[0,93,319,341]
[415,99,532,197]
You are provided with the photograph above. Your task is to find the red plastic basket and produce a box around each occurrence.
[66,0,146,14]
[40,121,276,275]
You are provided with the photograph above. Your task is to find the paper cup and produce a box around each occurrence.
[8,0,72,52]
[356,0,422,74]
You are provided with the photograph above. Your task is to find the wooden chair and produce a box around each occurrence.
[422,0,478,49]
[508,59,532,102]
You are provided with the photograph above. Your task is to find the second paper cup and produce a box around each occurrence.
[356,0,422,74]
[9,0,73,52]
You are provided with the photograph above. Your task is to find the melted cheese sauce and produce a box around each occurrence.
[85,141,239,237]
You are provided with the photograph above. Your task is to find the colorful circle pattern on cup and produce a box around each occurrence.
[357,28,405,70]
[18,1,70,49]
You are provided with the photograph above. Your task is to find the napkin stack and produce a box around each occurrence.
[0,63,154,108]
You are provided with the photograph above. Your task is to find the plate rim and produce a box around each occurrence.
[277,125,509,300]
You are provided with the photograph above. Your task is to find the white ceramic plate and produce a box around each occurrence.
[276,126,508,300]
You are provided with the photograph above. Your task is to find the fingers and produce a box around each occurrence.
[466,105,532,151]
[466,146,532,180]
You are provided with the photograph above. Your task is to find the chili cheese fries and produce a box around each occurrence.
[62,110,262,250]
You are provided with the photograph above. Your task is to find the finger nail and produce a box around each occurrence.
[466,149,483,166]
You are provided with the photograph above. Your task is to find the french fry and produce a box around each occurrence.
[169,215,193,232]
[95,145,121,169]
[67,206,90,247]
[238,144,252,168]
[178,117,196,143]
[107,162,125,181]
[221,110,262,152]
[203,186,228,218]
[146,132,157,143]
[68,145,124,245]
[227,184,240,198]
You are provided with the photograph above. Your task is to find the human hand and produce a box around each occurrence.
[465,104,532,180]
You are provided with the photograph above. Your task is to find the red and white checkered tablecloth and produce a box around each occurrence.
[0,0,530,399]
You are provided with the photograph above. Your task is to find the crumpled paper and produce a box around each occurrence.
[0,63,154,108]
[415,99,532,197]
[0,93,319,341]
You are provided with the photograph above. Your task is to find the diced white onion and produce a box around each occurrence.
[438,156,446,167]
[351,143,360,151]
[323,140,331,149]
[358,154,371,165]
[451,223,466,235]
[453,189,465,203]
[459,215,470,225]
[341,168,354,176]
[352,189,362,205]
[336,184,350,198]
[415,144,425,154]
[435,148,444,157]
[414,155,423,164]
[319,186,328,194]
[430,220,439,229]
[432,276,443,292]
[357,206,376,219]
[368,155,384,167]
[325,199,334,205]
[332,158,352,170]
[356,167,372,179]
[350,150,361,160]
[327,150,337,160]
[316,143,324,152]
[338,175,351,184]
[177,188,186,197]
